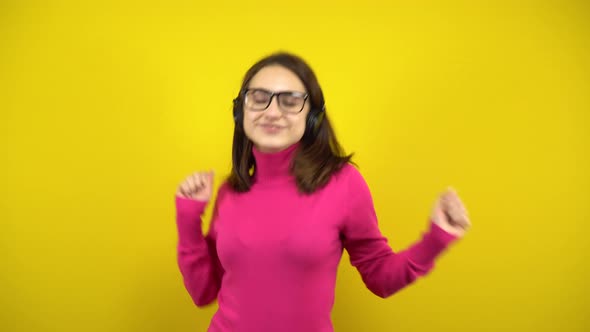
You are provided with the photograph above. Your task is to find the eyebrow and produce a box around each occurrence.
[247,87,307,95]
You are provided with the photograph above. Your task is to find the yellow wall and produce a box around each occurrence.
[1,1,588,331]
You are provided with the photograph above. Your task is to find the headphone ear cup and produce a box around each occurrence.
[315,108,325,128]
[304,106,325,140]
[233,98,241,124]
[305,111,316,137]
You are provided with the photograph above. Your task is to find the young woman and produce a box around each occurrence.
[175,52,471,331]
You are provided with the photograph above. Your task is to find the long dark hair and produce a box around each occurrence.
[228,52,353,194]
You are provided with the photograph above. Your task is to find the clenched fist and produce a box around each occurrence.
[431,187,471,238]
[176,171,214,202]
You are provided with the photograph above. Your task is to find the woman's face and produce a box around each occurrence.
[243,65,310,153]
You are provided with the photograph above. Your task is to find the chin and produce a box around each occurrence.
[253,137,293,152]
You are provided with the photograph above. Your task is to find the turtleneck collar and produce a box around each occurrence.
[252,142,299,186]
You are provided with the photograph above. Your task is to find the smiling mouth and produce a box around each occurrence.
[260,124,284,129]
[259,124,285,133]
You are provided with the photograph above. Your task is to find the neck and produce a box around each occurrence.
[252,143,300,185]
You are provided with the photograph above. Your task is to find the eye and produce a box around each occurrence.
[281,95,300,106]
[279,93,306,111]
[250,90,271,103]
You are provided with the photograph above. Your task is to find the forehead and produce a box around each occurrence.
[248,65,306,92]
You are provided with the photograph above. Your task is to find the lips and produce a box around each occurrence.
[259,124,284,129]
[259,123,285,133]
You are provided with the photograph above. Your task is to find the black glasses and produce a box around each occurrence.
[243,88,309,114]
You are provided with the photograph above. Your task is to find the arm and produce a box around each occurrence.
[341,168,458,298]
[175,191,224,307]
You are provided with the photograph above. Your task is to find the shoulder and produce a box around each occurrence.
[332,164,377,223]
[213,180,234,206]
[333,162,367,184]
[329,162,371,195]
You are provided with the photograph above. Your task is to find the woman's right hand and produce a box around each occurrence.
[176,171,214,202]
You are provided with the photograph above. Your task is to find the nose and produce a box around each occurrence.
[263,97,282,118]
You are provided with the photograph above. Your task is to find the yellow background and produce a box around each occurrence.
[1,1,589,331]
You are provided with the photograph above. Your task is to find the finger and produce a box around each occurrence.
[446,186,457,197]
[202,171,211,189]
[447,200,468,218]
[446,209,461,224]
[180,182,191,197]
[446,189,463,206]
[447,189,466,211]
[448,204,467,222]
[190,173,199,190]
[454,213,471,228]
[188,174,199,193]
[456,218,471,231]
[445,194,466,214]
[196,172,205,189]
[457,201,468,216]
[447,199,465,214]
[441,195,453,210]
[443,200,466,224]
[464,215,472,226]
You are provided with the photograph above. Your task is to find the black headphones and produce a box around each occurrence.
[232,94,243,123]
[303,103,325,142]
[232,91,325,141]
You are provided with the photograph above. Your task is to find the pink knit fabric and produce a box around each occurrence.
[175,143,457,331]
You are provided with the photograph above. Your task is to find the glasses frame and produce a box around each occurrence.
[243,88,309,114]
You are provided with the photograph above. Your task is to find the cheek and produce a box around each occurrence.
[242,113,258,136]
[289,115,307,138]
[292,118,306,136]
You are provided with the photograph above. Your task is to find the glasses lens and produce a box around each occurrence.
[278,93,305,113]
[245,90,271,110]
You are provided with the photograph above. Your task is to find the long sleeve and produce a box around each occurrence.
[341,168,458,298]
[175,192,224,307]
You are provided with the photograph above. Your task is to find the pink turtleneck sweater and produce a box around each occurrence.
[175,144,458,331]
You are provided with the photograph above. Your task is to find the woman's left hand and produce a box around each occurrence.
[431,187,471,238]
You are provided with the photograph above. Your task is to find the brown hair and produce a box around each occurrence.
[227,52,353,194]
